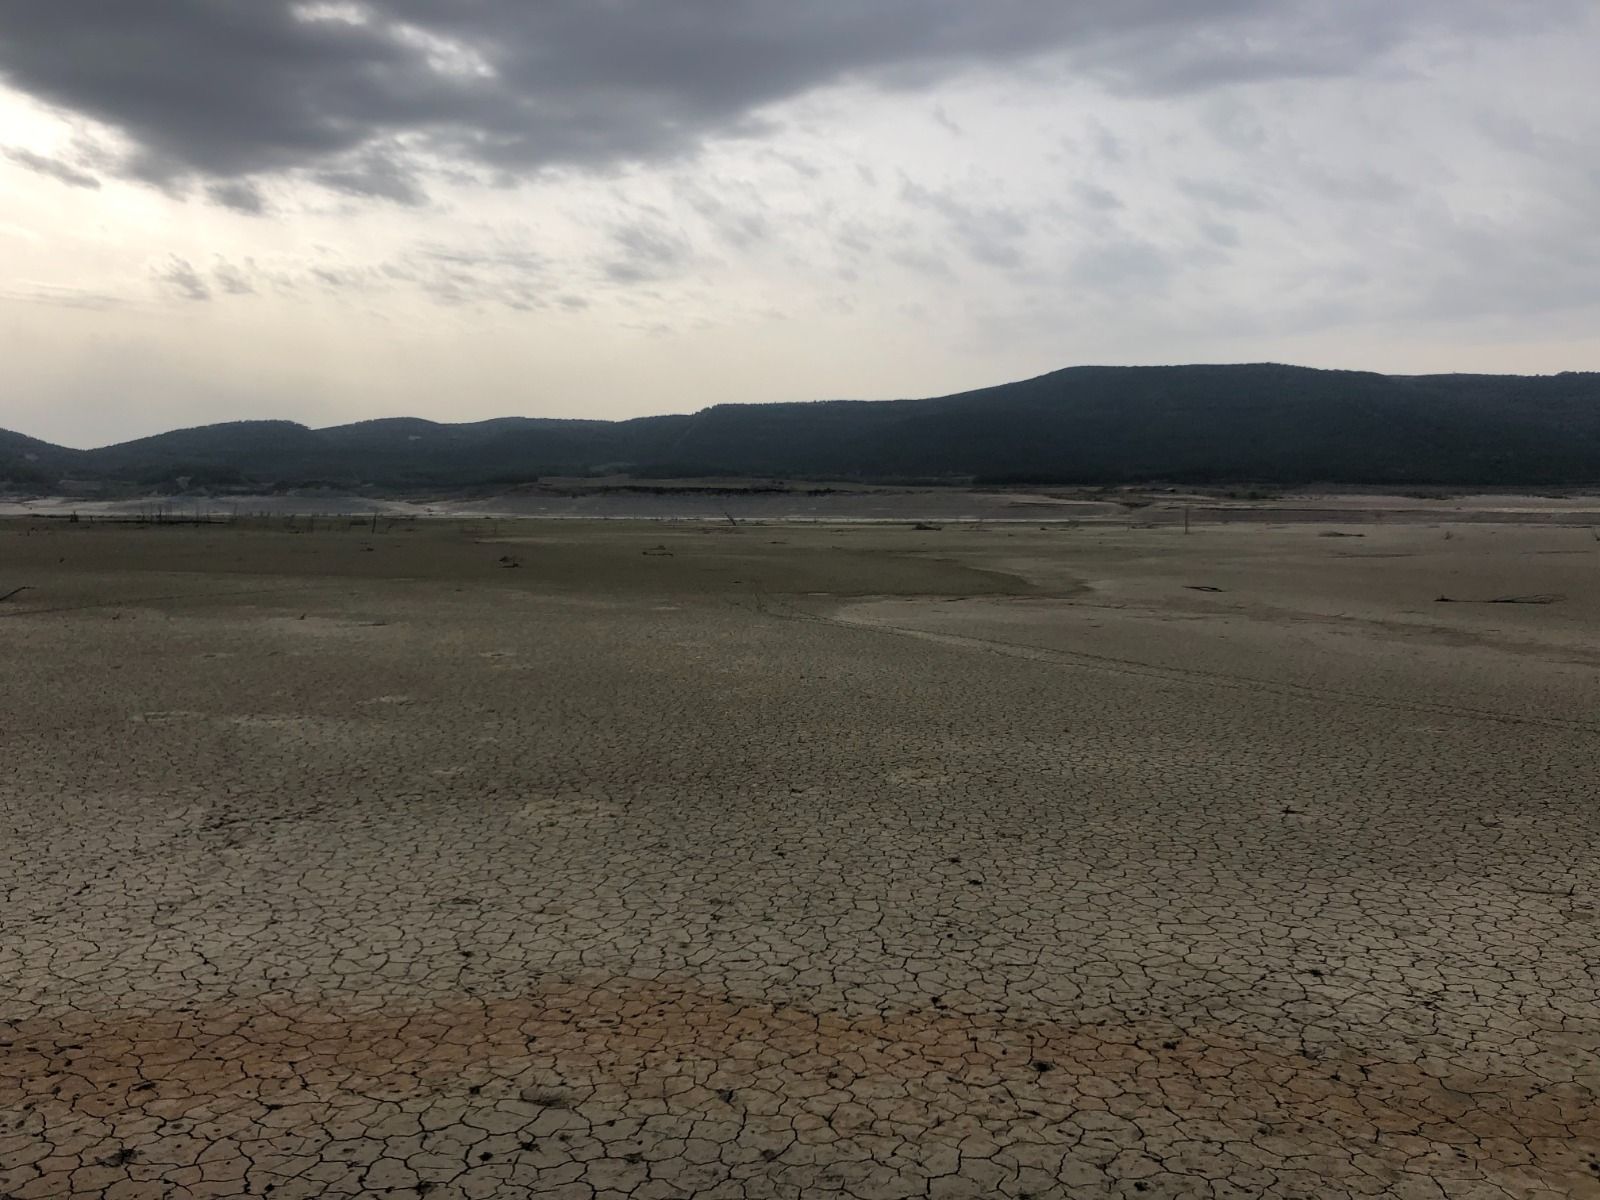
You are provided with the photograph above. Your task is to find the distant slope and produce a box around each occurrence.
[0,428,84,486]
[4,363,1600,489]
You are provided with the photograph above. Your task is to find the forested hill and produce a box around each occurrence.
[5,363,1600,490]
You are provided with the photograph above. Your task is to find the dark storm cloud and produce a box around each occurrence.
[0,1,1573,204]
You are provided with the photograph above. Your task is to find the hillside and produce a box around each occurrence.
[4,363,1600,490]
[0,428,85,487]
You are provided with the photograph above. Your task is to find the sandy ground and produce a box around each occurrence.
[1,516,1597,1199]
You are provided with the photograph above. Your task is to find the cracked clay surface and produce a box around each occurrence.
[2,519,1597,1198]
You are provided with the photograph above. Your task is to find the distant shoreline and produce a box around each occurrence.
[6,486,1600,526]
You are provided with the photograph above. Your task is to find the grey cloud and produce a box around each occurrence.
[1198,219,1242,248]
[931,105,964,136]
[312,150,428,205]
[600,221,694,284]
[158,257,212,301]
[1074,183,1123,213]
[1088,122,1126,164]
[1070,239,1173,292]
[409,240,548,307]
[216,231,555,310]
[0,282,123,309]
[885,245,955,280]
[3,146,100,189]
[213,261,257,295]
[826,209,967,284]
[206,180,267,214]
[309,266,351,289]
[0,1,1574,206]
[1176,177,1266,213]
[901,180,1031,270]
[675,179,773,250]
[1413,195,1600,323]
[415,242,546,274]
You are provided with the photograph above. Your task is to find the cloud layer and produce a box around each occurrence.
[0,1,1576,203]
[1,1,1597,447]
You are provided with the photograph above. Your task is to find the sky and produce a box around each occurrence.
[2,1,1597,448]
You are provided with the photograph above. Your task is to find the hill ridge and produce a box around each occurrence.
[5,362,1599,489]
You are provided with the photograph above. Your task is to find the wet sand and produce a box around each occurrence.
[7,485,1600,525]
[2,517,1597,1198]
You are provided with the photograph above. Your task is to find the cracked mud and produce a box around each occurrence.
[2,518,1597,1198]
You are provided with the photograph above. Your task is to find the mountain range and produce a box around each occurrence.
[4,363,1600,491]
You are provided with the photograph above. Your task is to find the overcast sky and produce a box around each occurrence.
[2,1,1596,447]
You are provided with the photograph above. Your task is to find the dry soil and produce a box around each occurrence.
[1,515,1597,1199]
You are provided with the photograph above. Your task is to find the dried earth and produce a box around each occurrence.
[2,516,1597,1199]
